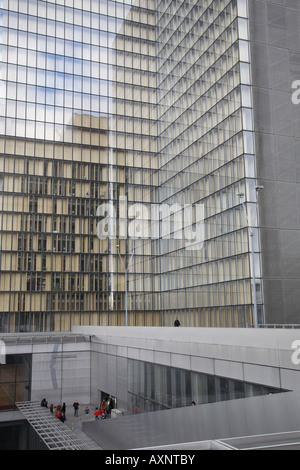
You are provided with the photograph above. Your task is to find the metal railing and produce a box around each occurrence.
[256,324,300,329]
[0,333,92,345]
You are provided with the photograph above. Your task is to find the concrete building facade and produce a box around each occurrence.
[249,1,300,324]
[1,327,300,449]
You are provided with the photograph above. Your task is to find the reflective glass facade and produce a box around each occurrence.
[0,0,262,332]
[0,354,32,410]
[128,359,284,414]
[155,0,260,327]
[0,0,158,331]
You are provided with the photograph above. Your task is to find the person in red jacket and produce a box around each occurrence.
[94,408,101,420]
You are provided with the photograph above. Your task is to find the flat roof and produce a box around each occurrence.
[137,431,300,450]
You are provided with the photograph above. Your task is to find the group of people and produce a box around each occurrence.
[53,403,67,422]
[93,395,113,421]
[40,398,66,422]
[41,396,114,422]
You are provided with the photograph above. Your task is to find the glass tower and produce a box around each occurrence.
[155,0,261,327]
[0,0,262,332]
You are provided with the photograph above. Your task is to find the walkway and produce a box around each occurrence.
[63,403,104,450]
[16,401,101,450]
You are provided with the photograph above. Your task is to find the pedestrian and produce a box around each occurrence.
[94,408,100,420]
[73,400,79,417]
[41,398,48,408]
[84,406,90,419]
[62,402,66,421]
[50,404,54,413]
[107,395,113,417]
[105,396,110,417]
[109,398,114,415]
[174,317,181,327]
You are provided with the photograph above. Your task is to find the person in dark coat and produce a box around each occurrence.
[73,400,79,417]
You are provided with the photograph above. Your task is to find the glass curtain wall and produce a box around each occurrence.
[0,354,32,410]
[0,0,157,331]
[0,0,261,332]
[155,0,261,327]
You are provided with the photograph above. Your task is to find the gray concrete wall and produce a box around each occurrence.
[31,341,91,406]
[3,326,300,432]
[3,335,91,406]
[82,391,300,450]
[249,0,300,324]
[74,326,300,412]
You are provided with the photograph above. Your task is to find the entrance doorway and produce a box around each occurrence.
[98,390,117,414]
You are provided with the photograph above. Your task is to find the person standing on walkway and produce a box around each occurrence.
[94,408,100,420]
[84,406,90,419]
[41,398,48,408]
[73,400,79,417]
[62,403,66,421]
[100,399,105,413]
[174,317,181,327]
